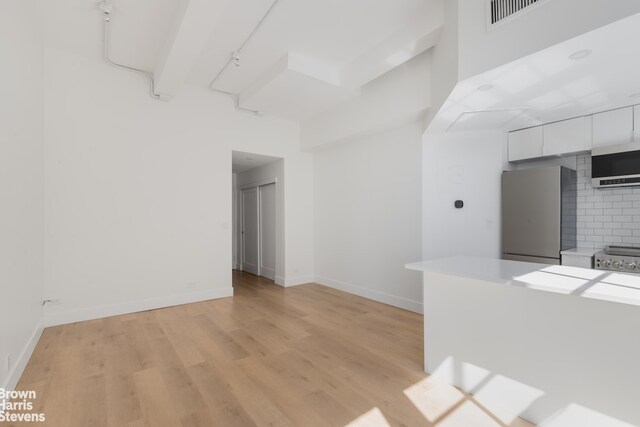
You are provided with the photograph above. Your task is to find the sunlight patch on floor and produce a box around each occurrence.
[472,374,544,424]
[345,407,391,427]
[403,377,465,422]
[437,400,502,427]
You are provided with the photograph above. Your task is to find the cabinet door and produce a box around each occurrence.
[543,117,590,156]
[592,107,634,148]
[635,105,640,142]
[508,126,543,162]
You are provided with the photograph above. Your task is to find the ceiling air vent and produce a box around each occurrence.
[489,0,546,26]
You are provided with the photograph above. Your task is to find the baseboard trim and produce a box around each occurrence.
[43,287,234,327]
[260,267,276,281]
[314,276,423,313]
[2,324,44,392]
[273,275,313,287]
[283,276,314,287]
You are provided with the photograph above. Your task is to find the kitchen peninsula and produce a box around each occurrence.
[407,256,640,426]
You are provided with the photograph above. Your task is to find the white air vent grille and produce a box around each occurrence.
[490,0,541,25]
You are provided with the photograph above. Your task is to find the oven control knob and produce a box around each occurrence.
[613,261,622,269]
[602,260,612,268]
[626,263,637,271]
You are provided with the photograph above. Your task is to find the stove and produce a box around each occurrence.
[595,246,640,273]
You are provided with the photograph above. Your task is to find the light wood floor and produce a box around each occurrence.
[14,272,534,426]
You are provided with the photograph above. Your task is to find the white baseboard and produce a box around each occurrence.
[283,276,314,287]
[2,324,43,392]
[273,275,313,287]
[315,276,423,313]
[43,287,234,327]
[260,267,276,281]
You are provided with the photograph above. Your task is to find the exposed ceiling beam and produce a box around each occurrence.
[340,4,444,90]
[153,0,231,100]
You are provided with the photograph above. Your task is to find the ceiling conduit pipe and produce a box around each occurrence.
[100,1,161,100]
[208,0,282,115]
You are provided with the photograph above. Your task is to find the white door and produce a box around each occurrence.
[259,183,276,280]
[241,187,259,275]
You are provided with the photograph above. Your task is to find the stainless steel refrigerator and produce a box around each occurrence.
[502,166,577,265]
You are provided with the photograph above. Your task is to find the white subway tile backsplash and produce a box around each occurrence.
[594,229,612,236]
[603,222,622,229]
[604,195,624,202]
[596,203,613,209]
[575,154,640,248]
[612,201,633,209]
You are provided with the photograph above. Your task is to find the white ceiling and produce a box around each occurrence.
[186,0,438,90]
[39,0,181,71]
[431,12,640,133]
[232,151,281,173]
[39,0,442,121]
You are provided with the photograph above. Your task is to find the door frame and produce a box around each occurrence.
[238,177,277,277]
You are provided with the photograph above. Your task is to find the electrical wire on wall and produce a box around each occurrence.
[208,0,282,115]
[100,1,161,100]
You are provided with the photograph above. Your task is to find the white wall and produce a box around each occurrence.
[314,122,423,312]
[235,160,288,285]
[423,130,505,260]
[0,0,44,390]
[426,0,459,125]
[301,52,431,150]
[458,0,640,80]
[43,48,314,325]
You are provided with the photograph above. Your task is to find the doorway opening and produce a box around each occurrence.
[232,151,284,284]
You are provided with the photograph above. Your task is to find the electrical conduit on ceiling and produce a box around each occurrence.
[98,0,280,111]
[208,0,282,115]
[99,1,163,100]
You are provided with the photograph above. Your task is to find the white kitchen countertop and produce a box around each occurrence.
[406,256,640,308]
[560,247,601,257]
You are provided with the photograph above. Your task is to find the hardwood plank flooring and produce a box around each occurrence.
[12,271,534,426]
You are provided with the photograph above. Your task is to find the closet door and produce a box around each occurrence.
[241,187,259,276]
[259,184,276,280]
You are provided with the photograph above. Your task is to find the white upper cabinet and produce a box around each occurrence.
[542,116,592,157]
[508,126,543,162]
[635,105,640,141]
[592,106,634,148]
